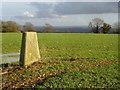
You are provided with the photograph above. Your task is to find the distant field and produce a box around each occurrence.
[2,33,119,88]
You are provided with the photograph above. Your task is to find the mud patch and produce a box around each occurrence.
[64,58,96,62]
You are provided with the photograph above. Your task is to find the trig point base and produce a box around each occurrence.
[20,32,40,66]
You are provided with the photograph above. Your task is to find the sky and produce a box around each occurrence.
[1,0,119,27]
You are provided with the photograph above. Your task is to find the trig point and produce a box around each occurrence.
[20,32,40,66]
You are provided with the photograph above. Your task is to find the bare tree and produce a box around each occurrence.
[42,23,54,33]
[23,22,35,32]
[89,18,104,33]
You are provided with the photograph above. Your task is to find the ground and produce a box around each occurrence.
[1,33,119,89]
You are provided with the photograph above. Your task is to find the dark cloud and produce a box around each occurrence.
[54,2,118,15]
[16,2,118,19]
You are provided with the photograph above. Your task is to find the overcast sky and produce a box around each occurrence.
[1,0,119,26]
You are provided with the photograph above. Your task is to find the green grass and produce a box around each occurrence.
[37,63,119,88]
[2,33,119,88]
[3,58,119,88]
[2,33,22,53]
[38,33,118,60]
[2,33,118,60]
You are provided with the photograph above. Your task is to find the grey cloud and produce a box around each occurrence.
[30,2,60,18]
[14,16,35,19]
[16,2,118,19]
[54,2,118,15]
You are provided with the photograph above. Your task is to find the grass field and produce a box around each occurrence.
[2,33,119,89]
[2,33,118,60]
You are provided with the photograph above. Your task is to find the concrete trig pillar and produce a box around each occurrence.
[20,32,40,66]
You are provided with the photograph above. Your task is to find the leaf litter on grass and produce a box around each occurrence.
[2,58,117,89]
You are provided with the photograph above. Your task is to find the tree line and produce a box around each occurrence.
[0,21,20,32]
[0,21,36,32]
[0,20,54,33]
[88,18,119,34]
[0,18,119,34]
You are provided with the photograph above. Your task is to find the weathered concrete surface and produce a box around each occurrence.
[20,32,40,66]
